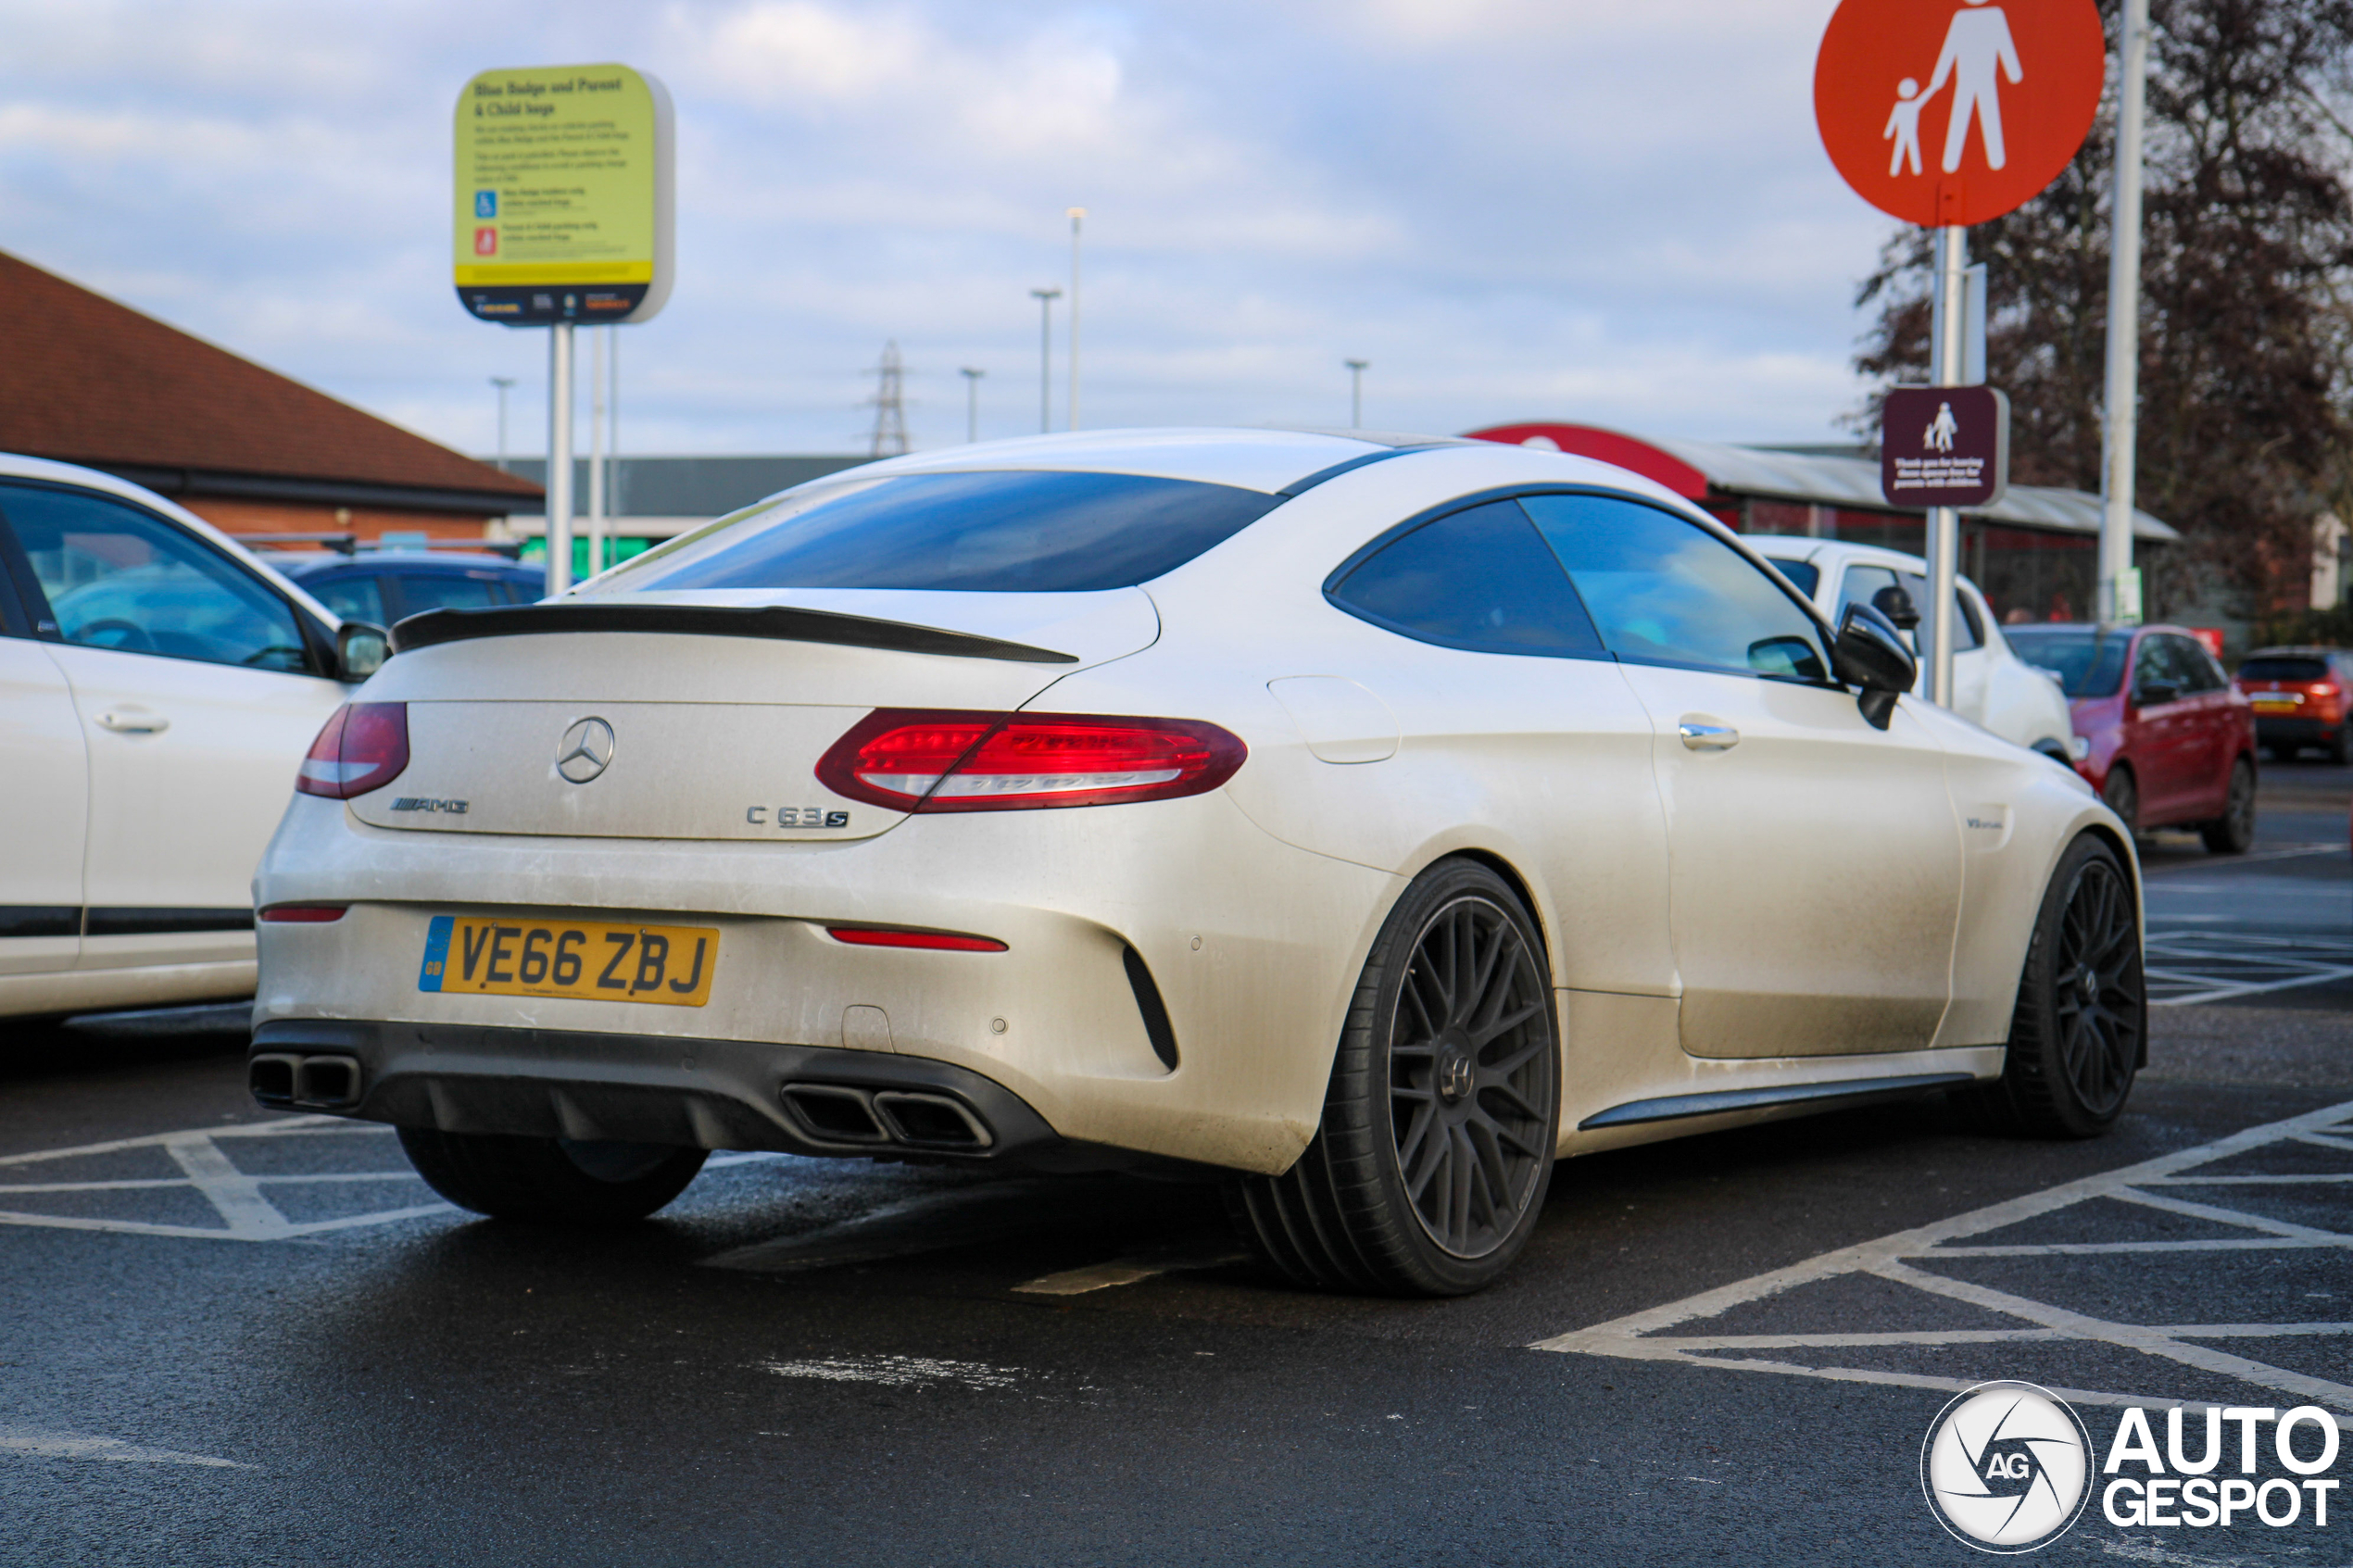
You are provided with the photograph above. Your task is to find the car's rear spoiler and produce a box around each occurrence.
[388,602,1079,664]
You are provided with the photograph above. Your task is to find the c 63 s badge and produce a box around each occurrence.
[746,807,849,829]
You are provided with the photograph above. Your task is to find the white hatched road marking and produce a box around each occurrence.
[0,1427,249,1468]
[1533,1098,2353,1431]
[2144,930,2353,1006]
[0,1116,449,1242]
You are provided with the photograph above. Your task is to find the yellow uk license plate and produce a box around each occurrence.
[417,915,718,1007]
[2251,697,2296,710]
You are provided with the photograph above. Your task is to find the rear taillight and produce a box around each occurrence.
[826,926,1006,952]
[815,709,1246,812]
[295,703,409,799]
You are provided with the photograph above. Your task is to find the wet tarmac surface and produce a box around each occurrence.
[2,762,2347,1565]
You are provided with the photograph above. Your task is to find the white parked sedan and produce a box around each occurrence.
[0,455,382,1020]
[1745,537,2076,762]
[251,430,2144,1296]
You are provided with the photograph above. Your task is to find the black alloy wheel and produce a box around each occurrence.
[398,1127,708,1223]
[1227,859,1558,1296]
[1972,834,2145,1138]
[2100,765,2139,835]
[2201,757,2257,855]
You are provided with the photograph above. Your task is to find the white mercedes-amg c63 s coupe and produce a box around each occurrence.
[250,429,2145,1296]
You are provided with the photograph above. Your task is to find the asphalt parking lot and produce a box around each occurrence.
[3,764,2347,1565]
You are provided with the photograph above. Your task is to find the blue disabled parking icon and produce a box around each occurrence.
[473,189,497,219]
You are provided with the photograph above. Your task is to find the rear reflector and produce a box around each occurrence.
[826,926,1007,952]
[260,905,348,923]
[296,703,410,799]
[815,709,1246,812]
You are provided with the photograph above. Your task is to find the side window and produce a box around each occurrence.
[1328,500,1604,658]
[1895,571,1982,652]
[1520,493,1830,682]
[0,483,309,672]
[396,572,507,615]
[2168,634,2225,692]
[1836,565,1904,625]
[2133,636,2186,698]
[308,574,387,626]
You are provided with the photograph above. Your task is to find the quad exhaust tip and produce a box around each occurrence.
[249,1052,364,1110]
[779,1082,993,1151]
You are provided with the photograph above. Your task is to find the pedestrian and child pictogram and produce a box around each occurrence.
[1817,0,2104,227]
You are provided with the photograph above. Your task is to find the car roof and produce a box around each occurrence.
[837,427,1460,495]
[2242,646,2344,659]
[278,551,531,574]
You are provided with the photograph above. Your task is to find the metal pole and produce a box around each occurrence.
[1030,288,1060,433]
[1067,208,1085,431]
[609,327,620,551]
[547,321,574,595]
[1926,224,1968,708]
[961,367,984,444]
[1345,358,1368,428]
[2100,0,2151,624]
[587,326,607,582]
[491,377,515,470]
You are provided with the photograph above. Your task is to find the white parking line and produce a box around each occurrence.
[2145,931,2353,1006]
[1531,1097,2353,1429]
[0,1116,447,1242]
[0,1427,249,1468]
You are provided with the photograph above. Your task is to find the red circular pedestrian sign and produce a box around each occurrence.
[1815,0,2106,228]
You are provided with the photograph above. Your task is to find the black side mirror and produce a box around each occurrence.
[335,621,390,682]
[1870,583,1922,631]
[2135,679,2181,708]
[1834,603,1917,730]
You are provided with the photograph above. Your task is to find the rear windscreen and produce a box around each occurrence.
[597,470,1283,594]
[2237,658,2330,682]
[2006,629,2129,696]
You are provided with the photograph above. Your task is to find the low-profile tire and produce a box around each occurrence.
[1970,833,2145,1139]
[1226,859,1559,1297]
[398,1126,708,1223]
[2100,765,2139,835]
[2200,758,2257,855]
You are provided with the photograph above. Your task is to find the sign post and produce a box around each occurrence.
[1814,0,2103,706]
[454,64,673,593]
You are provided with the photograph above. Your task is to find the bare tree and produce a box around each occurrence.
[1853,0,2353,621]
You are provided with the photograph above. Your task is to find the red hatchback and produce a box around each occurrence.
[2005,622,2259,853]
[2235,646,2353,763]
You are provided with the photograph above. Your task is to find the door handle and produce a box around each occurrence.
[96,709,170,734]
[1678,721,1739,751]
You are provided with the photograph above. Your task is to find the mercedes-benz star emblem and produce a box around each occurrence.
[555,717,616,784]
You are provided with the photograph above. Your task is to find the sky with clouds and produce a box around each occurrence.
[0,0,1917,460]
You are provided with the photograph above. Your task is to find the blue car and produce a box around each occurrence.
[272,551,545,628]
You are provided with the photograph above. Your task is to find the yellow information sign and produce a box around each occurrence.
[453,64,673,327]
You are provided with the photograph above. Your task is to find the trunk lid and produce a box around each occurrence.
[348,588,1156,842]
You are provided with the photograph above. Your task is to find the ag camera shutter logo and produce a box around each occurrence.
[1922,1381,2094,1552]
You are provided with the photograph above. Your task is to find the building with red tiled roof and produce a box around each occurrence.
[0,249,538,544]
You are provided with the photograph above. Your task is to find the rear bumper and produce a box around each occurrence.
[2256,715,2343,746]
[248,1017,1150,1172]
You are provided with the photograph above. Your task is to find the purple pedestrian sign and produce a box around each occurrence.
[1881,385,2009,509]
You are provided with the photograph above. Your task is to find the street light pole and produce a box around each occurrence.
[490,377,516,471]
[2100,0,2151,625]
[1345,359,1368,429]
[1067,207,1086,431]
[960,367,985,444]
[1030,287,1061,434]
[547,322,574,596]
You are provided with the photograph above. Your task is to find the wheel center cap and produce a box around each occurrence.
[2075,965,2100,1005]
[1437,1043,1476,1104]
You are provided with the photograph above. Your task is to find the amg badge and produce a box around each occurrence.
[390,797,470,814]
